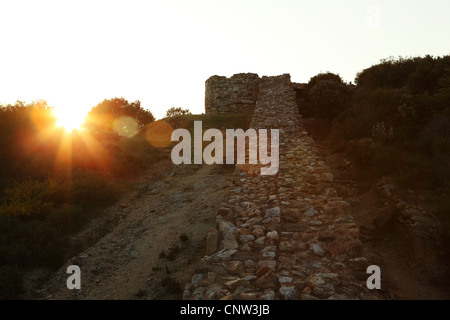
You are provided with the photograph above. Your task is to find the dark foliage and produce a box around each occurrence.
[301,72,351,118]
[165,107,192,118]
[85,97,155,136]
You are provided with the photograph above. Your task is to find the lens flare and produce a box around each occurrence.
[145,120,174,148]
[113,116,139,138]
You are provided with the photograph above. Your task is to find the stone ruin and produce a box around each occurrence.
[205,73,260,114]
[182,73,384,300]
[205,73,306,115]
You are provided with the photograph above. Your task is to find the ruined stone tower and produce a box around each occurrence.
[205,73,260,114]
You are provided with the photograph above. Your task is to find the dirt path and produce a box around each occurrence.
[32,161,236,299]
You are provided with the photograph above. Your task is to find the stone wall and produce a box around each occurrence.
[250,74,302,133]
[183,73,384,300]
[205,73,260,114]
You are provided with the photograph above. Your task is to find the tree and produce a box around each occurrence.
[165,106,191,118]
[0,100,57,182]
[303,73,350,118]
[306,72,344,91]
[85,98,155,135]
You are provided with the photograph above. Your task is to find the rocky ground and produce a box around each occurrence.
[27,160,237,299]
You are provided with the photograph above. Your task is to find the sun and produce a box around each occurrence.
[54,107,87,132]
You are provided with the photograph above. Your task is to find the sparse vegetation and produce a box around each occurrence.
[301,55,450,247]
[166,244,180,261]
[0,99,167,299]
[159,243,181,262]
[165,113,252,132]
[85,97,155,137]
[165,107,192,118]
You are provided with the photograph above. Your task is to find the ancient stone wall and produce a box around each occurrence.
[183,74,383,300]
[250,74,302,133]
[205,73,260,114]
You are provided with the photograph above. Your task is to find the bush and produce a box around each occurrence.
[355,55,450,93]
[19,221,68,267]
[85,97,155,135]
[0,217,68,268]
[340,112,369,140]
[339,88,406,144]
[347,138,405,176]
[0,98,164,295]
[0,179,53,217]
[47,204,86,234]
[165,107,191,118]
[371,144,405,176]
[72,174,121,208]
[395,154,432,189]
[418,116,450,154]
[303,73,350,118]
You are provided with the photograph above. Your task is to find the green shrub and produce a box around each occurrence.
[0,179,53,217]
[0,214,68,268]
[85,97,155,135]
[0,98,165,287]
[347,138,406,176]
[0,242,32,267]
[304,73,350,118]
[418,116,450,154]
[393,153,431,188]
[47,204,86,234]
[371,145,405,175]
[72,174,121,208]
[340,113,369,140]
[16,221,67,267]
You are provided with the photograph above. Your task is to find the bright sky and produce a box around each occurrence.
[1,0,449,120]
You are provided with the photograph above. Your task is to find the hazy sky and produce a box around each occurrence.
[1,0,449,119]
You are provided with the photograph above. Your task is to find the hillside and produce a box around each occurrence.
[27,72,450,300]
[1,55,449,300]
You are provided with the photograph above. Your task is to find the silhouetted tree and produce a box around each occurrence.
[85,98,155,135]
[306,72,344,91]
[355,55,450,94]
[165,106,191,118]
[0,100,57,183]
[303,73,350,118]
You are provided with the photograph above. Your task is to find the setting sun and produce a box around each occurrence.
[54,107,87,132]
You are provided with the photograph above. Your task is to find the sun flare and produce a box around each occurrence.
[54,107,87,132]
